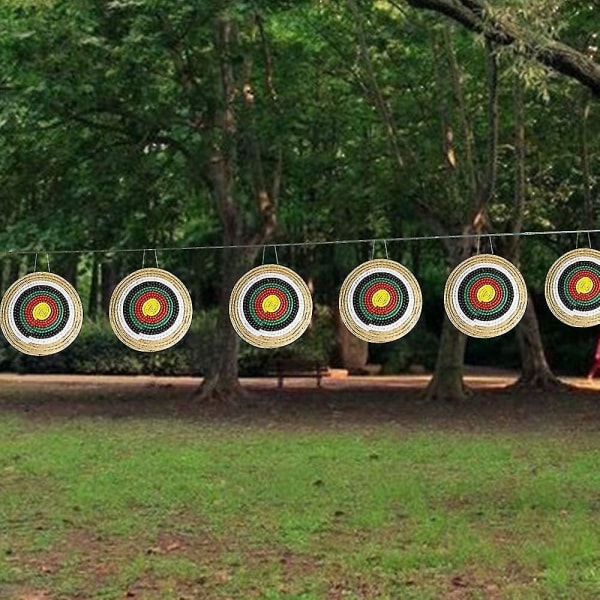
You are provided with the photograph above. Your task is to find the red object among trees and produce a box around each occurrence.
[587,336,600,379]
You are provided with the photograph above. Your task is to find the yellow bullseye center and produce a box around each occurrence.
[262,294,281,313]
[142,298,161,317]
[576,276,593,294]
[32,302,51,321]
[477,284,496,303]
[372,289,391,308]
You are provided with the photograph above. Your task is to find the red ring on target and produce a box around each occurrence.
[467,277,503,311]
[566,269,600,302]
[363,282,399,315]
[133,292,169,325]
[253,287,289,321]
[24,295,60,329]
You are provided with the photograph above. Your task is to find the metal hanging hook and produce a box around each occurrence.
[576,232,580,249]
[383,239,389,260]
[488,235,494,255]
[154,248,160,269]
[46,254,51,273]
[273,245,279,265]
[142,249,146,268]
[476,235,481,255]
[588,232,592,249]
[33,253,38,273]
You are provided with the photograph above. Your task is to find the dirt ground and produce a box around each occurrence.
[0,368,599,431]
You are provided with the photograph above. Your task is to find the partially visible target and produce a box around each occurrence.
[109,268,193,352]
[444,254,527,338]
[0,272,83,355]
[545,248,600,327]
[229,265,313,348]
[339,259,422,343]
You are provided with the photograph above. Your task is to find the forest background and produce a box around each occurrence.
[0,0,598,401]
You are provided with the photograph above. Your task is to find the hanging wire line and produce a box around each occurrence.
[0,228,597,256]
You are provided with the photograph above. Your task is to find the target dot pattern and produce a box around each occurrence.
[109,268,193,352]
[339,259,422,343]
[444,254,527,338]
[0,273,83,355]
[457,268,514,322]
[545,249,600,327]
[229,265,313,348]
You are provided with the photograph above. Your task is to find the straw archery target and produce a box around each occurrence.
[229,265,313,348]
[545,249,600,327]
[0,272,83,355]
[444,254,527,338]
[109,268,192,352]
[339,259,422,343]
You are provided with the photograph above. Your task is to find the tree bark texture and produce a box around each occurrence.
[504,80,564,390]
[426,314,468,401]
[513,297,567,390]
[196,14,280,402]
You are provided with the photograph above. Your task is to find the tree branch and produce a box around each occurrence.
[400,0,600,95]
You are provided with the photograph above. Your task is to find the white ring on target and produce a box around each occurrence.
[546,254,600,317]
[236,272,308,338]
[6,280,78,345]
[344,266,418,333]
[450,261,523,328]
[114,274,187,341]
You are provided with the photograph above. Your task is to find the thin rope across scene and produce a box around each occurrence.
[0,227,597,256]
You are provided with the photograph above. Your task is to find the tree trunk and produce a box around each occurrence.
[88,255,99,319]
[504,81,565,391]
[9,257,21,283]
[333,305,369,372]
[100,260,117,316]
[426,314,468,401]
[196,247,257,403]
[511,296,568,390]
[194,14,279,403]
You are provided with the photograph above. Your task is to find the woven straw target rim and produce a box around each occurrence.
[109,268,193,352]
[544,248,600,327]
[229,264,313,349]
[338,259,422,343]
[0,272,83,356]
[444,254,527,338]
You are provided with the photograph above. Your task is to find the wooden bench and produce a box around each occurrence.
[269,358,327,388]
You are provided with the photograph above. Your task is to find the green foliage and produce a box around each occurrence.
[0,307,337,376]
[0,0,598,380]
[372,328,440,374]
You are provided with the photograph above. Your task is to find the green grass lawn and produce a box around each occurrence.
[1,411,599,599]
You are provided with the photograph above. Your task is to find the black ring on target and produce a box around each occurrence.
[12,285,70,340]
[122,281,179,335]
[338,259,422,343]
[352,272,409,326]
[544,249,600,327]
[242,277,300,332]
[229,264,313,348]
[456,267,514,322]
[0,272,83,356]
[556,261,600,312]
[444,254,527,338]
[109,268,193,352]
